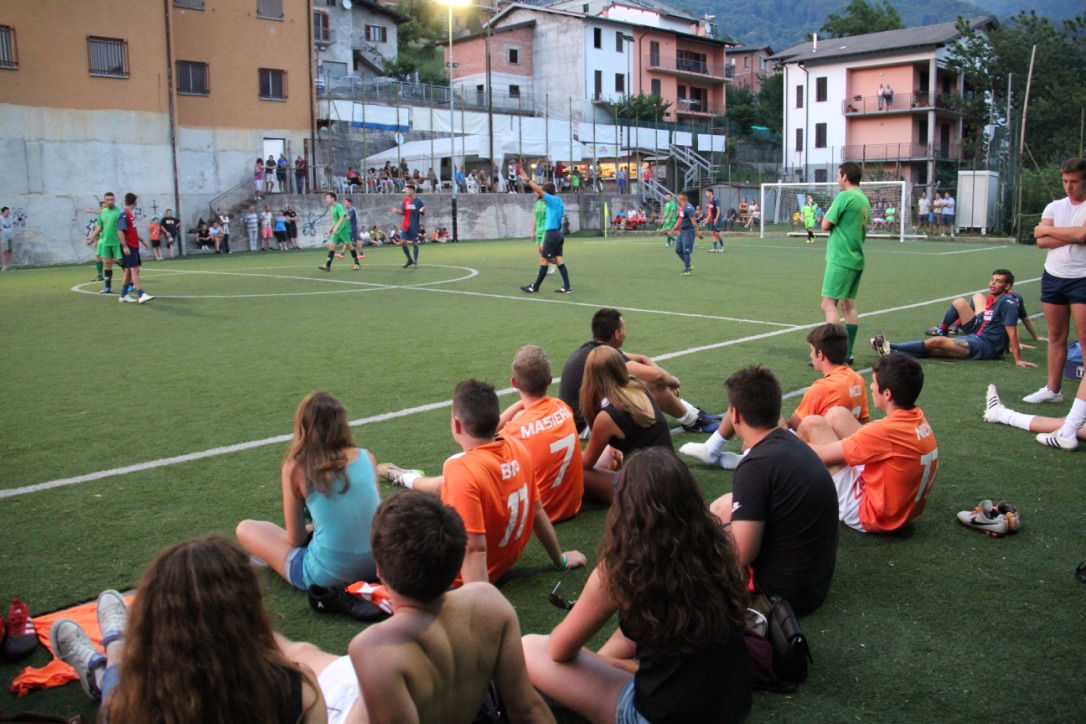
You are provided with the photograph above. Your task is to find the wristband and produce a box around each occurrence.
[553,553,568,570]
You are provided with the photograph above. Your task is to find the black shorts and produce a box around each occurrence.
[542,229,565,259]
[121,246,141,268]
[1040,270,1086,305]
[275,230,287,242]
[150,238,161,248]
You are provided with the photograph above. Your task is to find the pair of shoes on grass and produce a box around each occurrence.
[49,590,128,701]
[957,499,1022,537]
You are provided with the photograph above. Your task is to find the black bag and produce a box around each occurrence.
[746,593,812,693]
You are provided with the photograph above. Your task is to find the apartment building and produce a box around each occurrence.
[725,45,774,93]
[313,0,408,83]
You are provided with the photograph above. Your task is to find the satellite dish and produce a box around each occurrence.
[342,0,352,8]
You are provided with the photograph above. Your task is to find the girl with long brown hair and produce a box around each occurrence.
[578,346,673,502]
[522,448,753,723]
[49,536,326,723]
[237,391,380,590]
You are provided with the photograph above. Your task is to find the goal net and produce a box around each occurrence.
[758,181,910,242]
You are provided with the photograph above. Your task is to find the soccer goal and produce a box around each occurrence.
[759,181,910,242]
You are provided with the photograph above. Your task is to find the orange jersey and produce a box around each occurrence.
[794,365,870,422]
[841,407,938,533]
[441,436,539,585]
[502,397,584,523]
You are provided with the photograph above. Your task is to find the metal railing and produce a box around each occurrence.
[645,54,726,78]
[208,176,256,219]
[319,80,537,116]
[840,143,962,162]
[674,100,723,116]
[841,92,962,115]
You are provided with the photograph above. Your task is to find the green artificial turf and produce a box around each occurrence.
[1,235,1082,721]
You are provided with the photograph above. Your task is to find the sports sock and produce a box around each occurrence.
[995,406,1034,430]
[705,431,730,456]
[326,250,335,267]
[95,261,103,277]
[136,288,144,297]
[890,340,928,357]
[558,264,570,288]
[807,230,814,241]
[399,471,420,489]
[677,401,699,426]
[350,249,358,262]
[845,323,858,357]
[103,269,112,288]
[412,245,419,262]
[532,265,547,290]
[940,305,959,328]
[401,244,412,261]
[1058,397,1086,439]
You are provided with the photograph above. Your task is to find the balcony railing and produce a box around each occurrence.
[841,92,962,115]
[314,27,333,46]
[841,143,962,162]
[645,54,726,79]
[674,99,723,117]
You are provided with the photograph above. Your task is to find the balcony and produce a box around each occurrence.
[675,99,723,118]
[842,92,962,116]
[645,54,726,83]
[841,143,962,163]
[314,27,333,48]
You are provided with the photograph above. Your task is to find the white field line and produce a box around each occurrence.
[12,280,1039,500]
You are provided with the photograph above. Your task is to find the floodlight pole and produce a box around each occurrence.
[443,0,460,242]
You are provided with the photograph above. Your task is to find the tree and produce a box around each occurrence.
[820,0,903,39]
[606,93,672,123]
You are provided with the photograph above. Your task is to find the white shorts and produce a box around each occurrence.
[832,465,866,532]
[318,656,361,724]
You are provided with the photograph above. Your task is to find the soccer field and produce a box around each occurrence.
[1,235,1083,720]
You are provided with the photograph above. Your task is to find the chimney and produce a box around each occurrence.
[813,32,818,52]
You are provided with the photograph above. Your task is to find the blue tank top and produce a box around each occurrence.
[302,450,379,587]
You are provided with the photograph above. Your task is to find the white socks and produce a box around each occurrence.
[996,406,1036,431]
[678,400,699,426]
[1059,398,1086,440]
[705,431,730,456]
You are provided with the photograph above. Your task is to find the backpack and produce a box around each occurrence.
[745,594,813,693]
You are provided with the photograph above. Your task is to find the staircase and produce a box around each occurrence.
[669,144,714,191]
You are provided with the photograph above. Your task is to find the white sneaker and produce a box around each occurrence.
[1036,431,1079,451]
[1022,386,1063,404]
[983,384,1004,423]
[719,452,744,470]
[119,295,136,303]
[376,463,423,487]
[678,442,719,466]
[138,293,154,304]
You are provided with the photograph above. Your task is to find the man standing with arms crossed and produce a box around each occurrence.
[1023,158,1086,450]
[820,162,870,362]
[660,192,678,248]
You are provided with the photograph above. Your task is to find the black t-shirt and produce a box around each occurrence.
[630,622,752,724]
[160,217,179,240]
[731,428,839,616]
[558,341,629,432]
[603,396,673,456]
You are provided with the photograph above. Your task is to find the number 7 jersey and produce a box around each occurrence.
[441,436,539,585]
[502,397,584,523]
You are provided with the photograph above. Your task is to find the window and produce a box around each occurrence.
[259,68,286,100]
[365,25,387,43]
[314,12,330,44]
[257,0,283,19]
[177,61,209,95]
[174,0,204,8]
[508,47,519,64]
[743,55,749,68]
[0,26,16,70]
[88,37,128,78]
[649,40,659,66]
[594,70,602,99]
[816,76,827,102]
[795,128,803,152]
[814,169,827,182]
[677,50,707,74]
[616,32,623,52]
[615,73,624,94]
[795,84,803,108]
[593,28,601,49]
[815,123,827,148]
[509,84,520,98]
[650,78,661,95]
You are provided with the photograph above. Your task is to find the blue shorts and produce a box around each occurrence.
[1040,271,1086,306]
[121,247,141,268]
[959,334,1001,361]
[675,229,695,255]
[402,228,419,242]
[615,679,649,724]
[286,546,308,591]
[958,316,981,335]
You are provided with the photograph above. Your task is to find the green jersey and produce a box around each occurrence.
[98,206,121,246]
[803,202,816,228]
[662,199,678,228]
[330,203,351,244]
[534,199,546,243]
[824,187,870,270]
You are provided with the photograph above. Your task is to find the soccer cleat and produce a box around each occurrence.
[554,287,572,294]
[96,590,128,649]
[402,260,414,269]
[353,263,361,270]
[317,265,330,272]
[520,285,537,294]
[99,288,112,294]
[678,442,719,466]
[3,598,38,662]
[49,618,105,701]
[93,275,104,282]
[308,585,390,623]
[119,295,136,303]
[682,414,719,434]
[956,499,1022,537]
[137,293,153,304]
[1023,386,1063,404]
[947,324,960,336]
[679,269,691,276]
[1036,430,1079,451]
[719,452,744,470]
[983,384,1005,423]
[870,333,890,356]
[335,253,345,258]
[376,463,423,487]
[924,326,945,337]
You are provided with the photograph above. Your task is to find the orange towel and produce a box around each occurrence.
[10,595,134,697]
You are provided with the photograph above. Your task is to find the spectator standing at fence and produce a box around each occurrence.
[254,159,265,198]
[940,192,956,237]
[160,208,179,258]
[884,85,894,109]
[265,156,278,193]
[876,84,885,110]
[244,204,259,252]
[294,155,307,194]
[277,153,289,193]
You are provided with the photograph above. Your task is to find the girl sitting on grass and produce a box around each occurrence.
[522,448,753,722]
[237,391,381,590]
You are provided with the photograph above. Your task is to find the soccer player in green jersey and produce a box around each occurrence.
[84,192,123,294]
[803,195,817,243]
[820,162,871,361]
[660,193,678,247]
[318,192,361,272]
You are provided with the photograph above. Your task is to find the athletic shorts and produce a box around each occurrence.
[958,316,981,335]
[318,656,361,724]
[260,227,273,239]
[821,263,863,300]
[1040,270,1086,305]
[330,236,352,248]
[957,334,1002,361]
[98,240,123,261]
[150,238,161,248]
[675,229,695,255]
[615,678,650,724]
[542,229,565,259]
[831,465,865,531]
[402,228,419,242]
[121,246,141,268]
